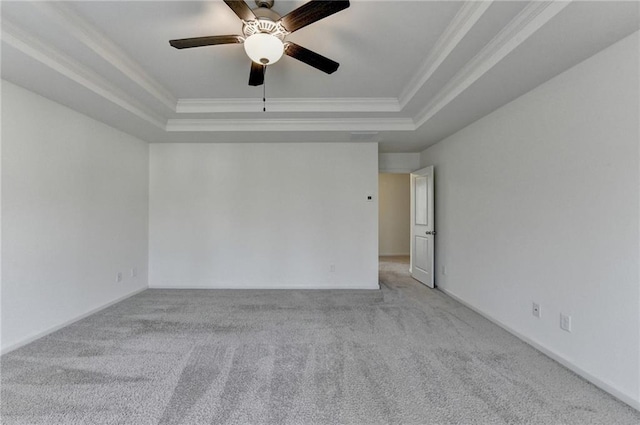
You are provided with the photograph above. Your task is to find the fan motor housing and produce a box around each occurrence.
[251,6,282,23]
[243,18,288,40]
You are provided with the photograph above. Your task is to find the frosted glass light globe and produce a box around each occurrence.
[244,33,284,65]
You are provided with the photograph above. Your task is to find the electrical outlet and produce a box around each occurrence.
[130,268,137,278]
[116,272,123,283]
[532,302,541,318]
[441,265,447,276]
[560,314,572,332]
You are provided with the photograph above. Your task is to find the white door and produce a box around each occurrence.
[410,166,435,288]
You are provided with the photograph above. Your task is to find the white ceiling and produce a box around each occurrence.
[2,1,638,152]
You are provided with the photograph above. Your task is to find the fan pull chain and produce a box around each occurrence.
[263,67,267,112]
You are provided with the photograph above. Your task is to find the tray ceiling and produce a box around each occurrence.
[2,1,639,151]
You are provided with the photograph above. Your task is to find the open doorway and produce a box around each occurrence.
[378,173,411,267]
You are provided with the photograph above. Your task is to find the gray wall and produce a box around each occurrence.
[149,143,379,289]
[2,81,149,352]
[420,32,639,408]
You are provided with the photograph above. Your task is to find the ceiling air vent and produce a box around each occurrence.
[350,132,379,141]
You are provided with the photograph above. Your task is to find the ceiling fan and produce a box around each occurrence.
[169,0,350,86]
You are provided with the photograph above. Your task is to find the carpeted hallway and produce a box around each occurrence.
[1,257,638,424]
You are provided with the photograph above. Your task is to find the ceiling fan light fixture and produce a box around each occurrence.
[244,33,284,65]
[169,0,350,86]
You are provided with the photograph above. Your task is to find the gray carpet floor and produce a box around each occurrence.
[2,257,639,424]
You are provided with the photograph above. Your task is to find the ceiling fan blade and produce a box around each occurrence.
[224,0,256,21]
[169,35,242,49]
[285,43,339,74]
[279,0,350,33]
[249,61,265,86]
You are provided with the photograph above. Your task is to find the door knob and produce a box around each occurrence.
[425,231,436,235]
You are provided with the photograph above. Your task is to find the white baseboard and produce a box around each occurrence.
[1,287,147,355]
[438,286,640,412]
[379,252,410,257]
[150,282,380,290]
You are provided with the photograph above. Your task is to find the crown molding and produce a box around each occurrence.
[398,0,493,109]
[19,1,492,119]
[1,19,166,129]
[33,1,178,112]
[414,0,571,128]
[177,97,401,114]
[166,118,415,132]
[1,1,572,136]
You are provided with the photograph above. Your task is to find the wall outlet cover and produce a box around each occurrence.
[560,314,572,332]
[532,302,541,318]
